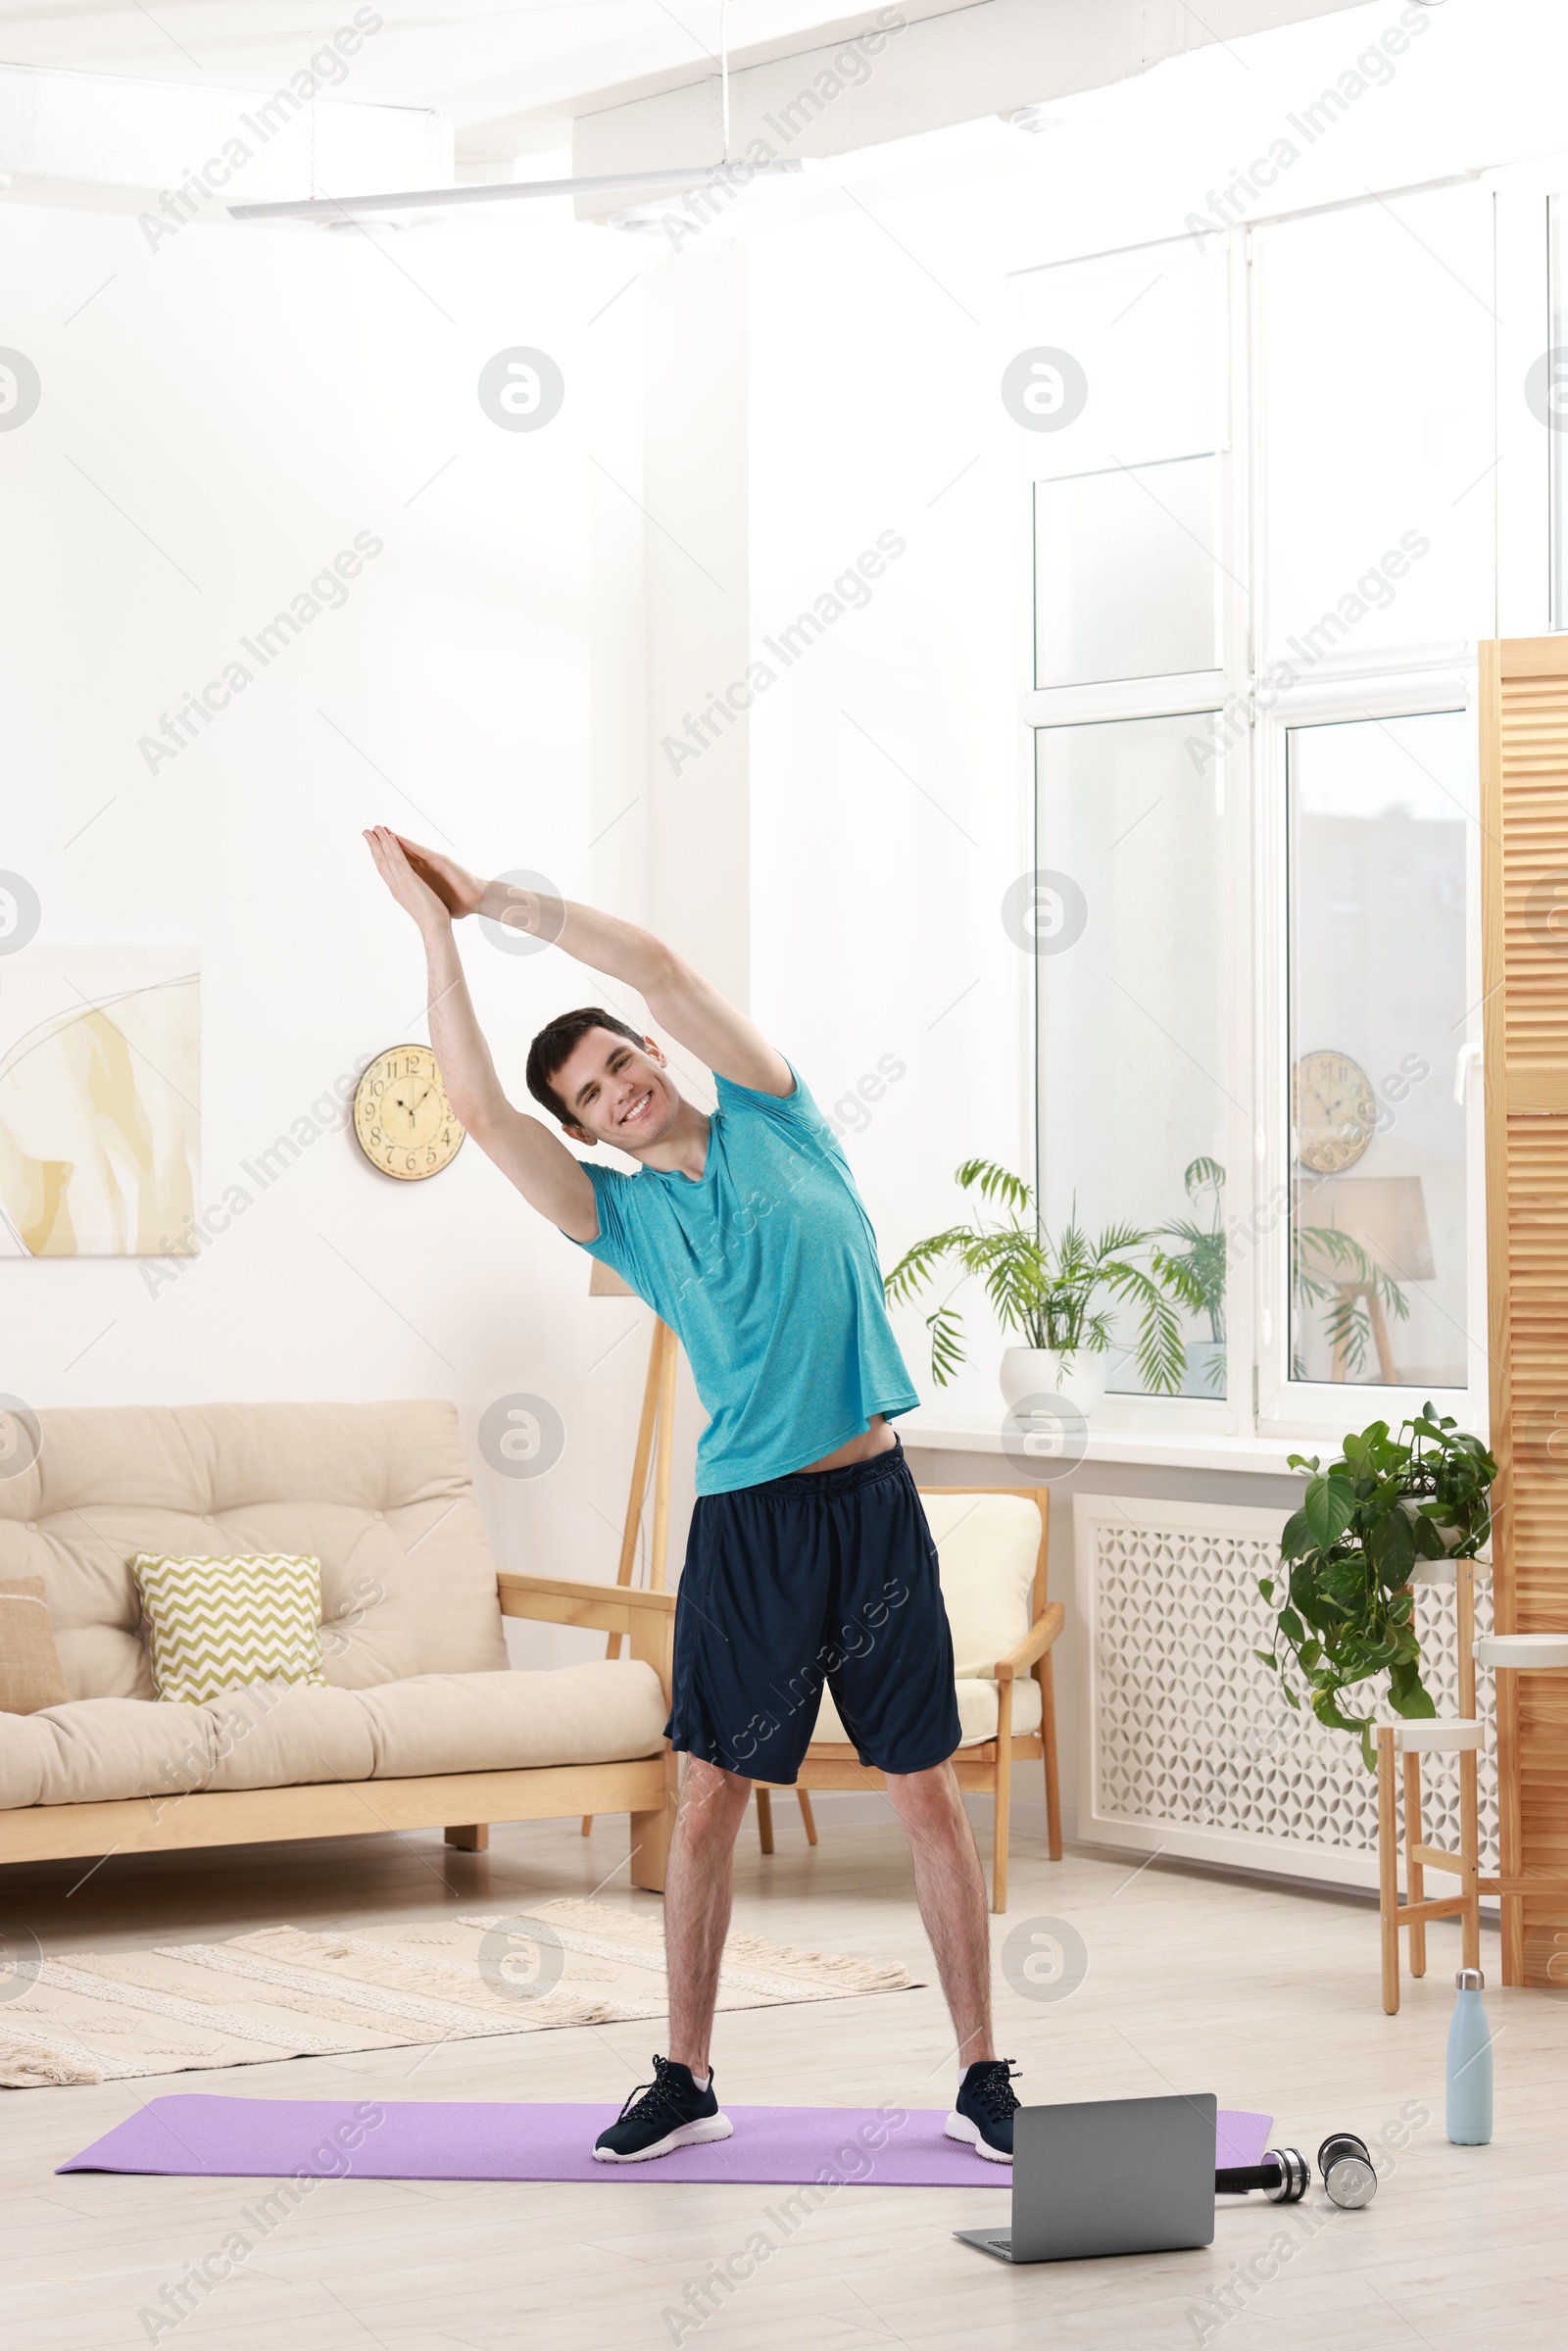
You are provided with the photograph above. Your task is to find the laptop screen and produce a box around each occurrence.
[1010,2093,1217,2262]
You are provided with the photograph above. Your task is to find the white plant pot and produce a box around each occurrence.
[1398,1496,1464,1553]
[1000,1346,1104,1421]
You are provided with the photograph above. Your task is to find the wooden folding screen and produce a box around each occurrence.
[1480,636,1568,1985]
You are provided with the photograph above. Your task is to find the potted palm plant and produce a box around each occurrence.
[1154,1158,1415,1394]
[1293,1224,1410,1381]
[1255,1405,1495,1769]
[882,1160,1192,1414]
[1157,1157,1227,1396]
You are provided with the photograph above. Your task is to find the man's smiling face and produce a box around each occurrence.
[554,1025,682,1152]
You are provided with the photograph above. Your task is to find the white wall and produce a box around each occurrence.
[744,198,1029,1420]
[0,194,681,1663]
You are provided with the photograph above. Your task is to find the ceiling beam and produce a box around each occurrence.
[561,0,1381,219]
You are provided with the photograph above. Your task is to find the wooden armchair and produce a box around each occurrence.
[754,1486,1061,1910]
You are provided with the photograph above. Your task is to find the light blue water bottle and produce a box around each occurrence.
[1446,1966,1493,2145]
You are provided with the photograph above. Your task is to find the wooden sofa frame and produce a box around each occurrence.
[0,1573,678,1890]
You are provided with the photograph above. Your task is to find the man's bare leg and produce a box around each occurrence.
[664,1757,754,2079]
[883,1760,995,2070]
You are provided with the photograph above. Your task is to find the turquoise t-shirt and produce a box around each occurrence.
[576,1065,918,1495]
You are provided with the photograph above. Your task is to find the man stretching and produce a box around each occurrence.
[365,826,1018,2165]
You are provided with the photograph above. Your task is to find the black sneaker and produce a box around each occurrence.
[593,2055,733,2164]
[946,2058,1020,2163]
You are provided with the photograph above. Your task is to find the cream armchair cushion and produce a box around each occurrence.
[814,1676,1042,1751]
[922,1493,1043,1676]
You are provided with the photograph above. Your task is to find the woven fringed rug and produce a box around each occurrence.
[0,1901,919,2088]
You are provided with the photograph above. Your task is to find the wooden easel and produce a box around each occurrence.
[608,1309,679,1610]
[1330,1281,1398,1385]
[581,1265,677,1835]
[580,1264,814,1851]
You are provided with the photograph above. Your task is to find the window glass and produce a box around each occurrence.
[1014,238,1228,473]
[1034,454,1222,689]
[1036,713,1228,1397]
[1257,186,1494,664]
[1286,712,1470,1390]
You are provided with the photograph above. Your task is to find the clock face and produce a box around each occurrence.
[1293,1049,1377,1175]
[353,1045,466,1182]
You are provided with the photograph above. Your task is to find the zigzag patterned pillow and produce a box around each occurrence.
[130,1552,326,1704]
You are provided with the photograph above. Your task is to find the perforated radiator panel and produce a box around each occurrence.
[1079,1496,1498,1882]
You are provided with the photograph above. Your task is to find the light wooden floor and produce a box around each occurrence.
[3,1805,1564,2351]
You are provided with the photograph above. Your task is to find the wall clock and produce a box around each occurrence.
[353,1044,466,1182]
[1293,1049,1377,1175]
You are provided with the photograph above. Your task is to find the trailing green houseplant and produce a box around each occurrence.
[1255,1405,1496,1769]
[882,1159,1193,1394]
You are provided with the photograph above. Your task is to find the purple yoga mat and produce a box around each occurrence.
[58,2095,1273,2185]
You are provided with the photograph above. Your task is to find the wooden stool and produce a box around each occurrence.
[1376,1553,1483,2014]
[1377,1716,1483,2013]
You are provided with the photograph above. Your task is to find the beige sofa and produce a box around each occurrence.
[0,1400,676,1886]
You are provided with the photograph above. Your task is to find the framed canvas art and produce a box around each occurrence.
[0,948,200,1257]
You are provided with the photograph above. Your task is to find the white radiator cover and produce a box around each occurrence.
[1074,1494,1498,1891]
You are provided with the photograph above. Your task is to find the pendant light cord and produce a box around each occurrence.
[719,0,730,164]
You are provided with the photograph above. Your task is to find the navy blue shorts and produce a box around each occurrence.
[665,1437,962,1783]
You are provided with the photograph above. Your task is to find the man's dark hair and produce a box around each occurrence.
[526,1006,648,1128]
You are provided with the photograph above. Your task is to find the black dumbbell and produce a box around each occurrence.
[1318,2131,1377,2208]
[1214,2146,1310,2203]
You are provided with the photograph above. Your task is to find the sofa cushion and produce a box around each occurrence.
[315,1518,421,1688]
[0,1662,667,1808]
[0,1697,219,1809]
[356,1665,668,1778]
[0,1401,508,1700]
[203,1683,379,1792]
[131,1552,326,1702]
[0,1578,69,1714]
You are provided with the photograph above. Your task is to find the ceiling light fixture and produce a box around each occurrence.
[603,202,676,238]
[229,159,803,224]
[229,0,801,226]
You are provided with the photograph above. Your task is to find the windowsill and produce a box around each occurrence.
[899,1412,1301,1478]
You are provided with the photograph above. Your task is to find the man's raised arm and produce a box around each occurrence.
[389,831,795,1100]
[363,827,599,1240]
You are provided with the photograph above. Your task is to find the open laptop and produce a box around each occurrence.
[955,2093,1217,2264]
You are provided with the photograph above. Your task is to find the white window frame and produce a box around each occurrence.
[1246,171,1500,1441]
[1251,667,1488,1440]
[1018,156,1568,1445]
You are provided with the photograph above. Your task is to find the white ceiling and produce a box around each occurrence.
[0,0,938,152]
[0,0,1389,169]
